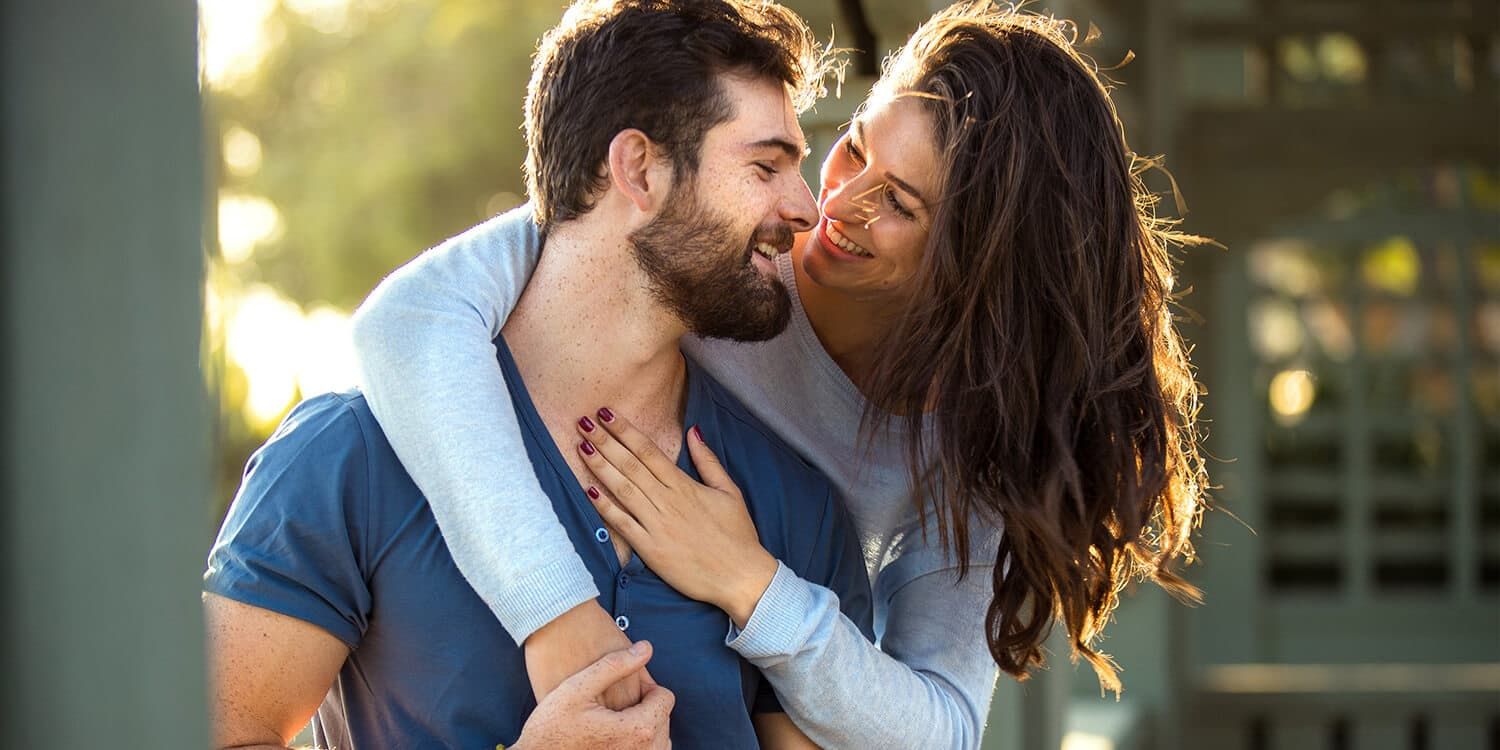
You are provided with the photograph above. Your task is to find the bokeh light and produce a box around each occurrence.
[222,125,264,178]
[198,0,280,91]
[217,193,282,265]
[1269,369,1317,425]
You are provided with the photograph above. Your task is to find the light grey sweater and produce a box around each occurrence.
[350,204,1001,749]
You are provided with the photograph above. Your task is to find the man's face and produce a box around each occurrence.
[628,74,817,342]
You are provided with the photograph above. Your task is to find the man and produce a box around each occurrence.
[203,1,871,748]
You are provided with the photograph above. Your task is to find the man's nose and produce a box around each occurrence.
[780,173,818,233]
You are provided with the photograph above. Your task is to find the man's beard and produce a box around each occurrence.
[628,183,793,342]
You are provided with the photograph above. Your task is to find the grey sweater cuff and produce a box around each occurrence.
[724,561,815,662]
[488,557,601,644]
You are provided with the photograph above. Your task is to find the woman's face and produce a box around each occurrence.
[802,93,941,301]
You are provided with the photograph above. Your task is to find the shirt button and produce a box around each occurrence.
[594,527,610,543]
[618,574,629,588]
[615,615,630,631]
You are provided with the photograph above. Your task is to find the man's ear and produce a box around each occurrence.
[606,128,671,213]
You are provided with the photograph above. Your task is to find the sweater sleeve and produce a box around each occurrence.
[727,525,1002,750]
[349,203,599,643]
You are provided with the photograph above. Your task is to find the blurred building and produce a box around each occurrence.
[790,0,1500,748]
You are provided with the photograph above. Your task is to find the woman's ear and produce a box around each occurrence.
[606,128,672,213]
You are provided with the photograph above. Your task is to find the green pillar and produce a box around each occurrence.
[0,1,209,747]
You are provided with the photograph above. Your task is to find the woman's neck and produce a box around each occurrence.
[789,243,894,395]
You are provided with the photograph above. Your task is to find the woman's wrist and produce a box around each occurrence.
[723,550,780,629]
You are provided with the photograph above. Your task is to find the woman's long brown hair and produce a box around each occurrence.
[860,2,1210,693]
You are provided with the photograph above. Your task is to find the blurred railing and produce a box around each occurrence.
[1184,664,1500,750]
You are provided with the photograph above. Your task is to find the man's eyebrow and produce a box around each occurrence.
[747,137,809,161]
[853,119,927,206]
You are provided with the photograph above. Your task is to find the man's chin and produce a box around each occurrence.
[707,299,791,343]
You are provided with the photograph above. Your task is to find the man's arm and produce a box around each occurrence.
[205,593,348,750]
[206,593,676,750]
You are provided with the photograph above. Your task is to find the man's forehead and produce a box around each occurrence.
[713,75,808,153]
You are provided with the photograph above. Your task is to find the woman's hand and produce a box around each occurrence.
[575,409,779,628]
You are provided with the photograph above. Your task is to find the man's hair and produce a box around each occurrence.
[524,0,836,228]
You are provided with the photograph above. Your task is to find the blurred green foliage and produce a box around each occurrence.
[208,0,569,513]
[213,0,565,310]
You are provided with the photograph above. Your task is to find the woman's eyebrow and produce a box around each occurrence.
[853,119,928,205]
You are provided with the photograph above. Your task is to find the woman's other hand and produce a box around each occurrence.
[575,409,778,628]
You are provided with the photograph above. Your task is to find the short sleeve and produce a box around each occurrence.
[203,393,374,648]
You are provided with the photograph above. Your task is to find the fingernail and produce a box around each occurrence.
[586,486,600,500]
[630,641,649,656]
[690,425,704,443]
[578,416,596,433]
[598,407,616,423]
[580,440,596,456]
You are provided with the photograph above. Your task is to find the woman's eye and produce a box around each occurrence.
[843,138,865,165]
[884,185,915,220]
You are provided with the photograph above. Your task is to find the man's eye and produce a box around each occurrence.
[754,163,777,177]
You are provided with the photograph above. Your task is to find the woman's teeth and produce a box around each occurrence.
[827,225,873,257]
[754,242,780,260]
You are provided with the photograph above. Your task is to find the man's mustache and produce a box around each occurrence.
[750,224,796,256]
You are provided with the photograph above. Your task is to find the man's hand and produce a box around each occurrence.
[525,600,641,709]
[512,641,675,750]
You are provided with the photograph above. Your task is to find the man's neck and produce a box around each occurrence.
[501,218,691,455]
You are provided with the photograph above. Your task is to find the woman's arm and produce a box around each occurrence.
[577,414,1000,749]
[350,205,631,699]
[734,561,998,749]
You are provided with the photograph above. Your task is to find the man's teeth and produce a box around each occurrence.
[755,242,780,259]
[827,225,872,257]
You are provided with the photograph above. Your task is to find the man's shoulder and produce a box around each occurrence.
[250,390,405,491]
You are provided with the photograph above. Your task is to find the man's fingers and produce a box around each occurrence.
[631,681,676,721]
[557,642,653,699]
[598,669,644,711]
[687,426,739,497]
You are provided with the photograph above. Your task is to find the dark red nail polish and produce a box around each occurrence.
[578,416,596,433]
[586,486,600,500]
[580,440,596,456]
[691,425,704,443]
[598,407,616,423]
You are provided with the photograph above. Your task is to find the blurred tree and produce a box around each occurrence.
[213,0,565,310]
[207,0,569,513]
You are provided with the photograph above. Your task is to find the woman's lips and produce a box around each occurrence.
[817,219,872,261]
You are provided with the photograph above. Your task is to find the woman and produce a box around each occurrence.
[351,3,1207,747]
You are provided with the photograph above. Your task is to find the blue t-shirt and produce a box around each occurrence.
[204,338,874,750]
